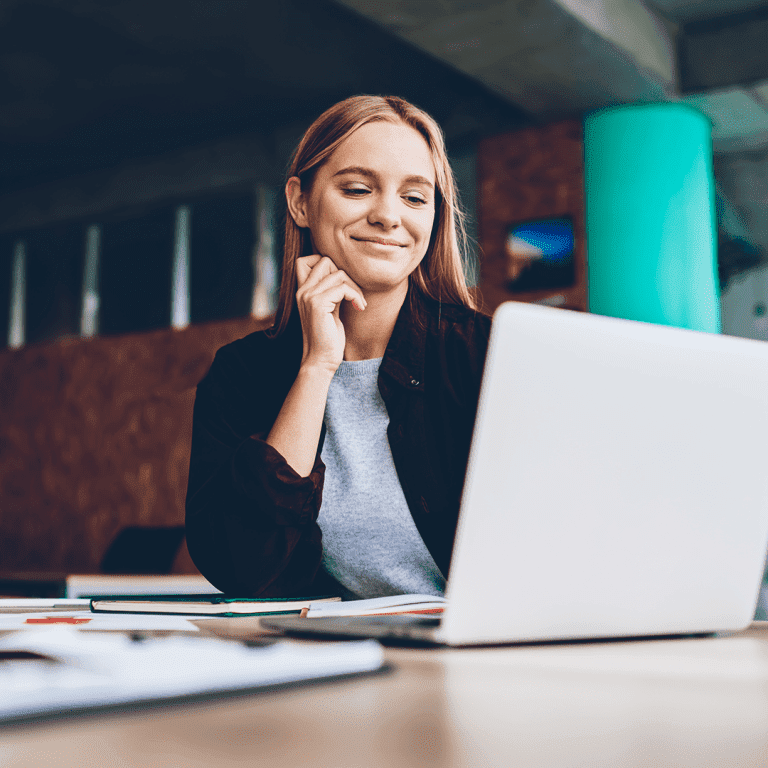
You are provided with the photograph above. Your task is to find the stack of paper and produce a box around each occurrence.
[0,610,200,632]
[306,594,446,617]
[0,598,91,613]
[89,595,340,616]
[0,628,384,723]
[66,574,219,599]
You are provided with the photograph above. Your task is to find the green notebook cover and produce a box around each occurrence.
[89,594,340,617]
[89,594,335,603]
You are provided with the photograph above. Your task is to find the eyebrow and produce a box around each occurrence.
[333,166,434,188]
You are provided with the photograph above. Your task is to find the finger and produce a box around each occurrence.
[306,282,367,313]
[296,255,322,287]
[299,257,345,293]
[297,255,338,289]
[301,272,366,312]
[301,270,367,310]
[296,254,337,288]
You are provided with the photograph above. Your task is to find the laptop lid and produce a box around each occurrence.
[436,302,768,645]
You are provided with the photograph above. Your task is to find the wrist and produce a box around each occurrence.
[297,360,338,384]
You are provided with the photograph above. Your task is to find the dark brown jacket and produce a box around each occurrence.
[185,289,492,596]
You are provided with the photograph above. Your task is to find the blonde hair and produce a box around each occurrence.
[271,95,477,335]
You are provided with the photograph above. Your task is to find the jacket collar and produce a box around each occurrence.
[380,286,429,392]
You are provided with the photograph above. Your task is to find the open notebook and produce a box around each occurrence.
[265,301,768,646]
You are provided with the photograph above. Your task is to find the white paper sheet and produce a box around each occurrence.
[0,599,92,613]
[0,628,384,722]
[307,593,446,617]
[65,574,220,598]
[0,611,199,632]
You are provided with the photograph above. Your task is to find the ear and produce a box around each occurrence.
[285,176,310,228]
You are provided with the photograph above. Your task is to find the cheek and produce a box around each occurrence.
[416,211,436,248]
[311,198,352,236]
[306,202,334,245]
[306,205,353,258]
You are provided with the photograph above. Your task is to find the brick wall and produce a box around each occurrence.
[0,316,270,573]
[476,119,587,314]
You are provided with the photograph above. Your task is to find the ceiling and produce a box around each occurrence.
[335,0,768,264]
[0,0,527,203]
[333,0,768,149]
[2,0,767,269]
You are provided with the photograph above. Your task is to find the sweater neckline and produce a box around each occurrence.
[334,357,383,377]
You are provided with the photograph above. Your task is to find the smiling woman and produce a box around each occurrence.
[286,121,436,308]
[185,95,492,599]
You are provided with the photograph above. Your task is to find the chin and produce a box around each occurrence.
[356,266,414,294]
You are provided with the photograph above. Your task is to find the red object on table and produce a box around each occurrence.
[25,617,92,625]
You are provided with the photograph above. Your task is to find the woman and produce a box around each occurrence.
[185,95,491,598]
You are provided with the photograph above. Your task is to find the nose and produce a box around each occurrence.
[367,192,400,230]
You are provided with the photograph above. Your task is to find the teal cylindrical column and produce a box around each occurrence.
[584,104,721,332]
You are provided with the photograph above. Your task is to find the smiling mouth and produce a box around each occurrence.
[353,237,407,247]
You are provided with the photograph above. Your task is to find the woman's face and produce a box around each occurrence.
[288,120,437,298]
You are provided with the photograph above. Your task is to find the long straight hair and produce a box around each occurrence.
[270,95,477,336]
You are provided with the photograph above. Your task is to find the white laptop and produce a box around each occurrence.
[265,302,768,645]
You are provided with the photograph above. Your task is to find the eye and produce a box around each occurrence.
[404,193,429,206]
[343,185,370,197]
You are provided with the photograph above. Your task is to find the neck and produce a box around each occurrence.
[340,284,408,361]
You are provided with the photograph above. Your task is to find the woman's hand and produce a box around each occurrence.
[295,255,367,372]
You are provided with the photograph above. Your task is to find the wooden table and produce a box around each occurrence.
[1,621,768,767]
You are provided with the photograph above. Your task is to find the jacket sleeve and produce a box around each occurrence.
[184,341,327,597]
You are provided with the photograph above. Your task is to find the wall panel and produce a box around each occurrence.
[477,120,587,314]
[0,316,270,573]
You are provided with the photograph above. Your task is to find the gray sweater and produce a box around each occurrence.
[318,357,446,599]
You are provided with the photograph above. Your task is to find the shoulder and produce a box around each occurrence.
[214,325,283,364]
[423,297,492,351]
[201,320,302,394]
[442,302,492,334]
[193,321,303,431]
[419,298,492,398]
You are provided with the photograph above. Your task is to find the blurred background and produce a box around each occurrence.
[1,0,767,577]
